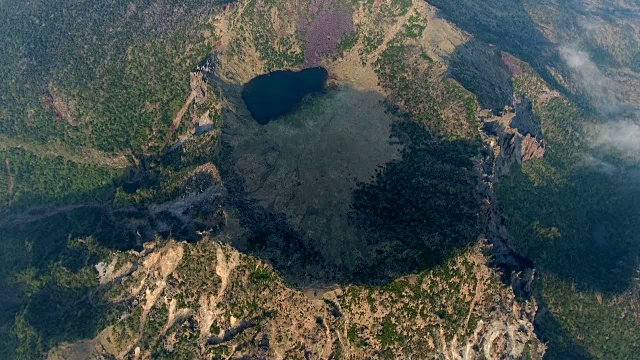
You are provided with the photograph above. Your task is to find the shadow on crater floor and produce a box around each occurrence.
[214,79,483,287]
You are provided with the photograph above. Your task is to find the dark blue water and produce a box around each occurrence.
[241,67,328,124]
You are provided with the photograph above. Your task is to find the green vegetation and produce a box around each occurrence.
[336,31,359,57]
[0,0,230,213]
[140,304,170,350]
[0,0,634,358]
[0,1,232,357]
[12,312,44,360]
[498,164,640,291]
[347,325,359,343]
[338,244,530,357]
[496,70,640,357]
[350,120,481,278]
[250,267,273,283]
[173,242,222,306]
[384,0,413,17]
[448,40,514,114]
[113,132,219,208]
[0,0,221,154]
[423,0,571,103]
[0,131,227,357]
[374,36,479,139]
[229,0,304,71]
[0,148,119,209]
[586,45,619,68]
[5,235,121,359]
[378,316,401,347]
[403,14,427,39]
[541,276,640,360]
[361,32,384,55]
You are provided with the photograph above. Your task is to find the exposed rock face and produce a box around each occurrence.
[189,71,208,105]
[49,239,545,360]
[480,164,536,299]
[479,102,544,299]
[520,134,545,162]
[482,107,545,178]
[113,159,226,244]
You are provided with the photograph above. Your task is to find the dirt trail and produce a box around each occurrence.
[464,267,487,332]
[0,134,129,169]
[170,91,197,135]
[368,6,415,64]
[0,203,105,228]
[5,158,14,206]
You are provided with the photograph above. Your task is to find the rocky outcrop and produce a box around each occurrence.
[189,71,208,105]
[482,107,545,178]
[521,134,545,162]
[478,102,544,299]
[49,239,545,360]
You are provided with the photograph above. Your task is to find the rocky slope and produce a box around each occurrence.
[49,239,544,359]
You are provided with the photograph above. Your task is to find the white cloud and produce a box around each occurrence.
[578,17,604,35]
[581,154,619,175]
[560,45,640,163]
[559,45,621,114]
[592,120,640,161]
